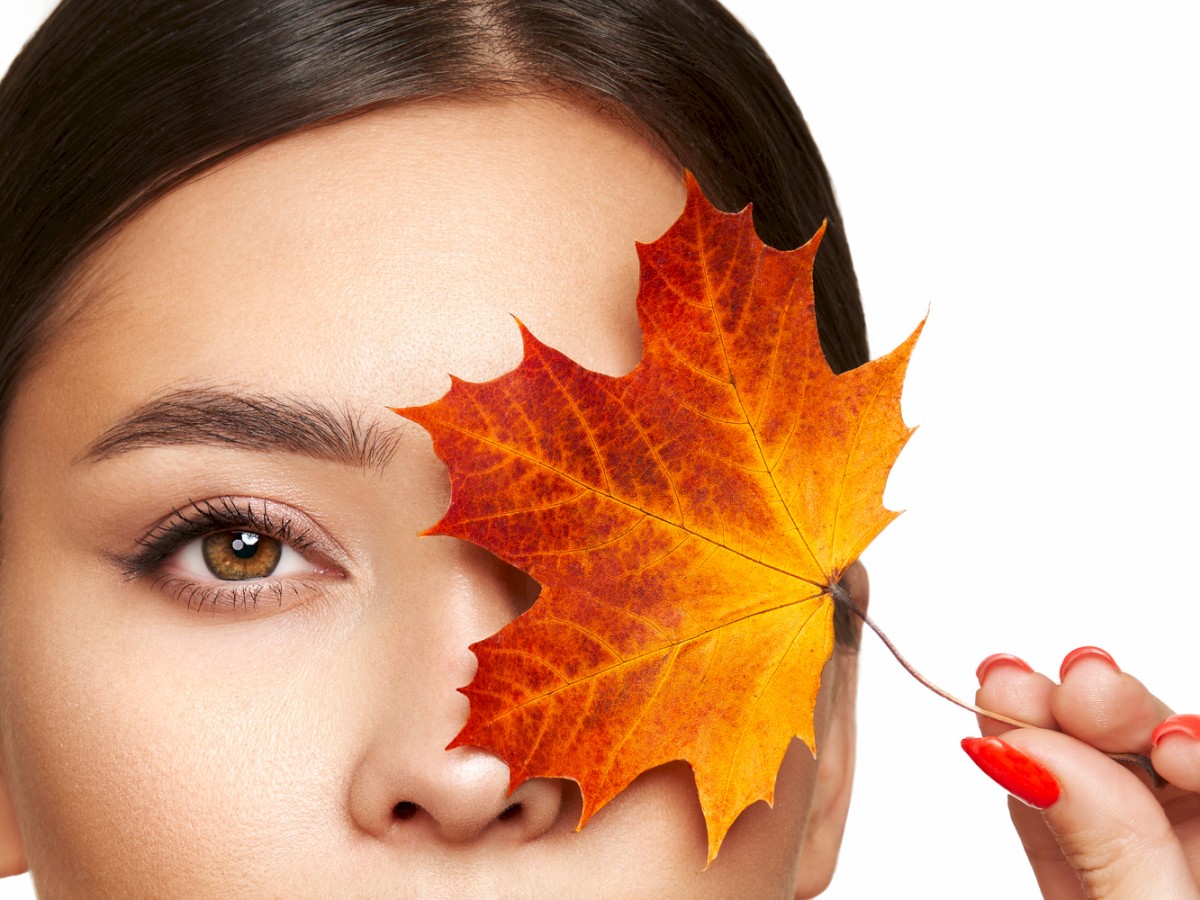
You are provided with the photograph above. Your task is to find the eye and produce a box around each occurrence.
[119,497,347,613]
[169,530,324,582]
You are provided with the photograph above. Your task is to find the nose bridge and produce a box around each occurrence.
[347,535,560,847]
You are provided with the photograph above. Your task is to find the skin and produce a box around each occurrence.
[974,654,1200,899]
[0,97,860,898]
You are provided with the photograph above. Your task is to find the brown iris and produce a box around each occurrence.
[201,531,282,580]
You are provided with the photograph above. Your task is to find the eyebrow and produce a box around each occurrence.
[80,387,404,470]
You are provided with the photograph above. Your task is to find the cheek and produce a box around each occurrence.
[0,561,356,894]
[571,743,817,894]
[709,740,817,889]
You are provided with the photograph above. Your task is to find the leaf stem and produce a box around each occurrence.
[829,581,1167,788]
[828,582,1034,730]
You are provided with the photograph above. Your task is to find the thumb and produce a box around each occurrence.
[962,731,1199,900]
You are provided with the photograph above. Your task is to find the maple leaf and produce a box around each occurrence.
[395,174,922,863]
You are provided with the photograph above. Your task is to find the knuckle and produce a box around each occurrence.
[1054,820,1175,899]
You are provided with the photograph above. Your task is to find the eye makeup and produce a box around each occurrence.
[115,496,344,612]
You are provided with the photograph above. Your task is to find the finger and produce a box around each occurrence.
[1152,715,1200,794]
[975,655,1079,895]
[963,730,1200,900]
[1053,647,1174,754]
[1004,795,1087,900]
[1149,716,1200,887]
[975,656,1077,895]
[975,653,1058,737]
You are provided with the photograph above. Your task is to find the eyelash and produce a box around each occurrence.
[120,497,336,612]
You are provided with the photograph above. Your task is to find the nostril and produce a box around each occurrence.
[392,801,420,820]
[497,802,522,821]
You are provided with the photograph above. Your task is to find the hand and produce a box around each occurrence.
[966,648,1200,899]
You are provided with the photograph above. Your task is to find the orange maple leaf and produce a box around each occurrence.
[396,174,922,863]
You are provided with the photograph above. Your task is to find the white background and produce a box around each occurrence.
[2,1,1198,897]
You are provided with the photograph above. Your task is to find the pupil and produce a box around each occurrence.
[231,532,260,559]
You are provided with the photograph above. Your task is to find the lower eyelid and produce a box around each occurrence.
[151,574,313,613]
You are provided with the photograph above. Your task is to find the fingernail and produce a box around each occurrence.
[1151,714,1200,748]
[976,653,1034,685]
[1059,646,1120,681]
[961,736,1061,809]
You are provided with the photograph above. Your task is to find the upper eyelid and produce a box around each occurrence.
[139,497,316,552]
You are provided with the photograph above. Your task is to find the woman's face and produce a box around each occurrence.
[0,98,854,897]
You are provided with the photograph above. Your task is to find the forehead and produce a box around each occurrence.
[22,98,684,448]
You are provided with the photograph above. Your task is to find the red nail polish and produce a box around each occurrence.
[1151,714,1200,748]
[961,736,1060,809]
[1059,646,1120,681]
[976,653,1034,685]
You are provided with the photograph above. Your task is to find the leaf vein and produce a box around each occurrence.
[695,212,826,581]
[474,588,828,729]
[531,341,613,495]
[426,417,824,588]
[593,378,685,523]
[599,643,681,783]
[831,377,892,566]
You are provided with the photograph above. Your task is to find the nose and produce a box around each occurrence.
[351,741,566,844]
[348,539,563,846]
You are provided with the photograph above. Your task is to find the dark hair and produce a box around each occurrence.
[0,0,868,644]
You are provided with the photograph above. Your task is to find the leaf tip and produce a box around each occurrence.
[901,311,929,354]
[511,316,552,359]
[702,833,726,869]
[418,521,450,538]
